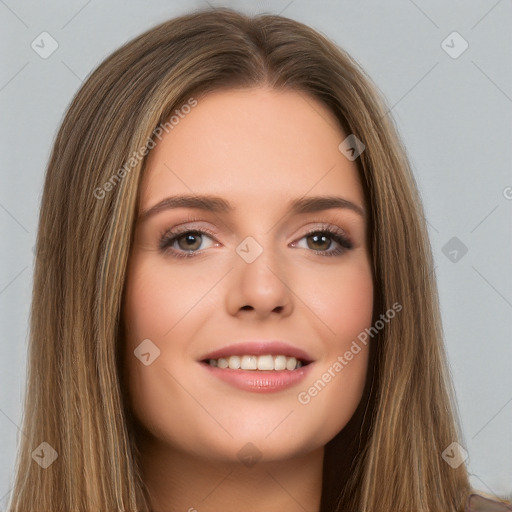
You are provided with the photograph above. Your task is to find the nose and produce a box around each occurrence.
[225,237,294,320]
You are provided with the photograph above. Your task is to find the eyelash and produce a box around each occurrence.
[158,220,353,259]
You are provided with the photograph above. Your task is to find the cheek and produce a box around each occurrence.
[331,264,374,340]
[303,255,374,346]
[121,257,204,449]
[122,262,199,431]
[123,253,211,342]
[293,258,373,435]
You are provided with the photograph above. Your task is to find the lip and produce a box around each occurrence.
[199,360,314,393]
[198,341,315,394]
[199,341,315,363]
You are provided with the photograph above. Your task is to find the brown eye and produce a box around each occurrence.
[159,228,217,258]
[293,227,353,257]
[176,232,202,251]
[306,233,332,251]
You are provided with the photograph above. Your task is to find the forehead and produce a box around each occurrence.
[139,87,364,214]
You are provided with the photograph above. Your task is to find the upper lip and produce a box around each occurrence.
[200,341,315,363]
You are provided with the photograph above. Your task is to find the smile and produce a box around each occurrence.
[205,354,306,371]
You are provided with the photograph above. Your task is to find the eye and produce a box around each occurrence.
[158,223,353,259]
[292,225,353,257]
[159,229,217,258]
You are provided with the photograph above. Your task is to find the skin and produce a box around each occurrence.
[122,87,374,512]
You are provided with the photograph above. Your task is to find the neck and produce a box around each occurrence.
[138,434,324,512]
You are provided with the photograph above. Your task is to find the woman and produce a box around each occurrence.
[7,8,510,512]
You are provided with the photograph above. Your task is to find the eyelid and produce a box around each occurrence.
[158,217,219,239]
[159,221,351,243]
[158,214,353,239]
[158,218,355,261]
[297,221,352,242]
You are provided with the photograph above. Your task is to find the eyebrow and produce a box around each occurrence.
[138,194,366,221]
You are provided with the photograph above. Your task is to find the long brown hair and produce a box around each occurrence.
[8,7,479,511]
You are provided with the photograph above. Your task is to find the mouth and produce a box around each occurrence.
[198,341,315,393]
[199,340,314,370]
[202,354,310,371]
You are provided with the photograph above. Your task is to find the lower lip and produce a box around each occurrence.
[199,362,313,393]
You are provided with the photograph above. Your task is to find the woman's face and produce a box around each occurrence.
[122,87,374,464]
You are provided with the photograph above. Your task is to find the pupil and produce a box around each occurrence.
[180,234,200,250]
[310,234,329,250]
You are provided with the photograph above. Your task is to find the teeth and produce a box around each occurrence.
[286,357,297,370]
[241,355,257,369]
[228,355,241,369]
[257,355,274,370]
[207,354,304,371]
[274,355,287,371]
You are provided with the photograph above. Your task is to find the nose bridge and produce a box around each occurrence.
[235,232,284,284]
[231,196,289,265]
[228,231,292,316]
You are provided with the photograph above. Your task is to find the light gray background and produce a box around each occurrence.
[1,0,511,507]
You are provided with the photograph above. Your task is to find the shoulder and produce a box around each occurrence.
[465,492,512,511]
